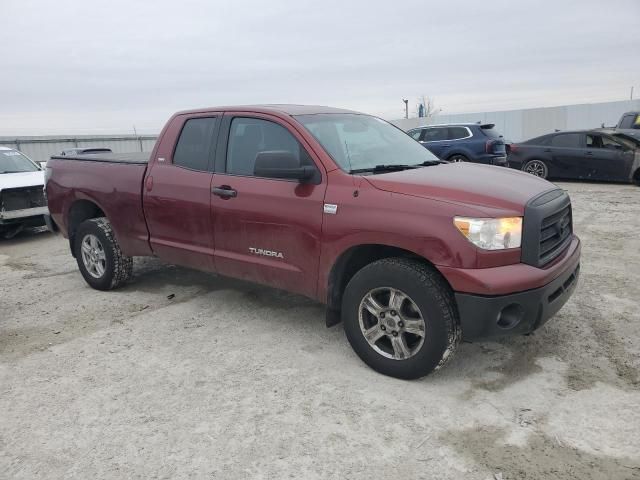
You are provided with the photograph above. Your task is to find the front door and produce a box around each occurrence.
[210,113,326,298]
[143,114,219,271]
[585,134,633,181]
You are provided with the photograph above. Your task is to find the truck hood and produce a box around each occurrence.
[364,163,555,215]
[0,171,45,191]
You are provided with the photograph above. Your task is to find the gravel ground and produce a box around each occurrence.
[1,182,639,480]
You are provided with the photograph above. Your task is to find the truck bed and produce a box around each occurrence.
[49,152,150,164]
[46,153,152,257]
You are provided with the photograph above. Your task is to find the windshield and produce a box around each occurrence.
[296,113,440,172]
[0,150,40,174]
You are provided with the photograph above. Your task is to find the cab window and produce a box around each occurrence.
[173,117,217,171]
[226,117,313,177]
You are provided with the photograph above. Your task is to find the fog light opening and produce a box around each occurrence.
[497,303,524,329]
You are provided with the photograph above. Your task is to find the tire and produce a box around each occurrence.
[73,217,133,290]
[522,159,548,179]
[448,154,468,163]
[342,258,461,379]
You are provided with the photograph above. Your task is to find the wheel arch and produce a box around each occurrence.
[325,243,450,326]
[67,199,106,256]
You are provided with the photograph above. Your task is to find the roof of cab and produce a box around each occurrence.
[174,104,363,117]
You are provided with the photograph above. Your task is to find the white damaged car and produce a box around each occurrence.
[0,146,48,238]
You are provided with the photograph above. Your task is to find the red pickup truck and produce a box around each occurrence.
[45,105,581,379]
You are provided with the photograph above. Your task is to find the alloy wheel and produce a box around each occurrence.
[358,287,426,360]
[81,234,106,278]
[524,160,547,178]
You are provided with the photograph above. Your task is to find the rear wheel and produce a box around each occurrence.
[342,258,460,379]
[74,217,133,290]
[448,154,468,163]
[522,159,548,178]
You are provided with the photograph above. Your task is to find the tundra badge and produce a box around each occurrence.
[249,247,284,259]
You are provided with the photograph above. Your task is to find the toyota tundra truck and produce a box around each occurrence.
[45,105,581,379]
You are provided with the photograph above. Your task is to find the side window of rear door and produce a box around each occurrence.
[551,133,582,148]
[421,127,447,142]
[447,126,469,140]
[226,117,315,178]
[173,117,217,171]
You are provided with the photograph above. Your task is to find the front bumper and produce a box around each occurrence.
[455,257,580,341]
[0,206,48,225]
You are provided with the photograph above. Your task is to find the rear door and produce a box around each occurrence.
[143,113,219,271]
[419,127,449,158]
[209,113,326,298]
[549,133,586,179]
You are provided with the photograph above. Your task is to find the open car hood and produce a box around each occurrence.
[0,171,45,191]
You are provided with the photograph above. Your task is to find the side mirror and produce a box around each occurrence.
[254,151,315,182]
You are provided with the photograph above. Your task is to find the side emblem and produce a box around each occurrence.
[249,247,284,259]
[323,204,338,215]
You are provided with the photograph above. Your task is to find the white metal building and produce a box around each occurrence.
[391,99,640,141]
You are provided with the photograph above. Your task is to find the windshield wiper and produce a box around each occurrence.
[349,160,444,174]
[349,164,419,174]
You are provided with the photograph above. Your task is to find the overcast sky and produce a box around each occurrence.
[2,0,639,135]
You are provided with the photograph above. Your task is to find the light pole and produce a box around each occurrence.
[402,99,409,119]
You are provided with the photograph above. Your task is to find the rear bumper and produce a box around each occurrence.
[474,154,508,166]
[453,240,581,340]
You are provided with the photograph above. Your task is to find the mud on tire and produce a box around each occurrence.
[342,257,461,379]
[74,217,133,290]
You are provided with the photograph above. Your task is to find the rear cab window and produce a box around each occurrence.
[173,117,217,171]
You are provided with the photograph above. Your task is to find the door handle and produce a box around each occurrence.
[212,186,237,198]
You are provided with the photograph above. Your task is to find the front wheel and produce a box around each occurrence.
[74,217,133,290]
[342,258,461,379]
[522,159,548,178]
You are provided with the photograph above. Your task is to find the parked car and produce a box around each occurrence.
[46,105,580,379]
[0,147,48,238]
[60,147,112,156]
[508,130,640,185]
[617,111,640,130]
[406,123,507,165]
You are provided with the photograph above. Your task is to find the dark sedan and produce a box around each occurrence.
[508,130,640,185]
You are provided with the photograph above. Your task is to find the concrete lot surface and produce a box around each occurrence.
[1,182,639,479]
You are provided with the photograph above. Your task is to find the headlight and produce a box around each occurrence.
[454,216,522,250]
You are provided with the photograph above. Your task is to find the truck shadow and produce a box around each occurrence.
[0,226,52,245]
